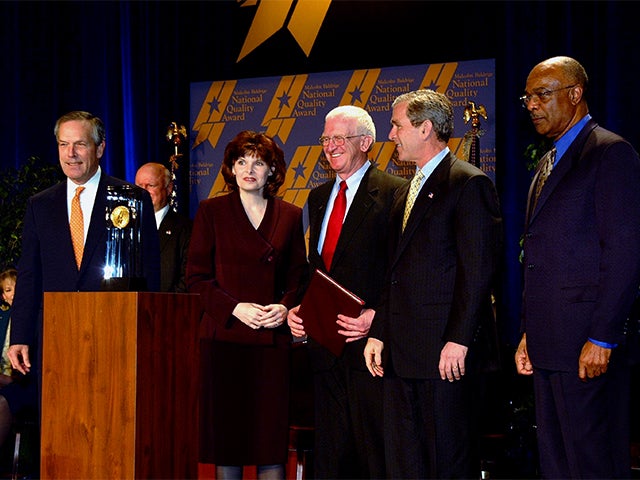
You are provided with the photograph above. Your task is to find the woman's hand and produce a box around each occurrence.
[233,302,268,329]
[261,303,288,329]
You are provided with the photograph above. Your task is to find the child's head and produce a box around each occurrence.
[0,268,17,306]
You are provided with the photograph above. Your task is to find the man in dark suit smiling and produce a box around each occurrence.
[364,89,503,478]
[287,105,406,478]
[4,111,159,438]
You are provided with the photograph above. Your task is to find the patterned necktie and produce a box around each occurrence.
[533,147,556,208]
[321,180,347,270]
[70,186,86,269]
[402,169,425,231]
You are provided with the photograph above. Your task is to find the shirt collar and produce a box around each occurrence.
[554,114,591,163]
[155,203,170,229]
[335,160,370,192]
[417,146,449,181]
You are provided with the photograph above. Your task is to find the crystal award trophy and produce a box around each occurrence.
[101,185,148,291]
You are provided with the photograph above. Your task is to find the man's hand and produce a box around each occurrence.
[364,337,384,377]
[578,340,612,380]
[287,304,306,339]
[8,344,31,375]
[337,308,375,342]
[515,334,533,375]
[439,341,468,382]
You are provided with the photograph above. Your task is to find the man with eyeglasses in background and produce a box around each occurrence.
[515,56,640,478]
[287,105,406,478]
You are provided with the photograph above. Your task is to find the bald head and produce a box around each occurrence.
[135,162,172,212]
[524,56,589,140]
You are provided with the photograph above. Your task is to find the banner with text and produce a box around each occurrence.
[190,59,495,230]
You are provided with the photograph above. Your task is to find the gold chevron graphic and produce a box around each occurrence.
[237,0,332,62]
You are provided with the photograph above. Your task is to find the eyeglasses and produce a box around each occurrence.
[519,85,576,108]
[318,134,364,146]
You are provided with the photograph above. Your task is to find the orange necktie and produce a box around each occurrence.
[70,186,85,269]
[321,180,347,270]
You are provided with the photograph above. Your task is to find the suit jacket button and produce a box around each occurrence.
[527,263,535,269]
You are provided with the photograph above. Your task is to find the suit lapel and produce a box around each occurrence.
[392,156,451,267]
[529,120,598,223]
[309,182,332,262]
[81,174,109,272]
[50,183,77,269]
[331,167,377,267]
[159,211,176,253]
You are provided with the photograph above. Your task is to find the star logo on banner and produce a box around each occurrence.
[293,162,307,180]
[348,85,364,104]
[191,80,238,149]
[277,91,292,108]
[237,0,333,62]
[208,97,221,115]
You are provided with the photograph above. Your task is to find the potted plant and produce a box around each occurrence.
[0,156,64,270]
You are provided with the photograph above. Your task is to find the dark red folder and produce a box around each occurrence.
[298,268,365,356]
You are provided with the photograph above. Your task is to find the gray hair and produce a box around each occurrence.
[54,111,106,145]
[392,90,454,143]
[325,105,376,143]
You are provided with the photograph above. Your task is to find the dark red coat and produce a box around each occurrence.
[187,191,307,465]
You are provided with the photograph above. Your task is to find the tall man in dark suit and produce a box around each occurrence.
[514,56,640,478]
[287,105,406,478]
[135,162,191,292]
[4,111,160,442]
[364,89,503,478]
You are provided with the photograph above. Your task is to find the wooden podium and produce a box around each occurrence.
[41,291,201,479]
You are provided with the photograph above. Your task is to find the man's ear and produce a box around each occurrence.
[96,141,106,159]
[569,85,583,104]
[361,135,374,152]
[421,120,433,137]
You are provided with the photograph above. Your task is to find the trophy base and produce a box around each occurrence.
[100,277,148,292]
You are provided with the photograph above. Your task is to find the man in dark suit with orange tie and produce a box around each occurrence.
[136,162,191,292]
[364,89,503,478]
[4,111,160,454]
[515,56,640,478]
[288,105,406,478]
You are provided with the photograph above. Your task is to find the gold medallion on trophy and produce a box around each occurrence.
[110,205,130,228]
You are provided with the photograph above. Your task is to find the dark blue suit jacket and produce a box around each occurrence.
[521,120,640,371]
[11,172,160,350]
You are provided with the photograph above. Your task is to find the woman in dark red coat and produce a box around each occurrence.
[187,131,307,480]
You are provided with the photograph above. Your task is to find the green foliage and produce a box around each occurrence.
[519,137,554,263]
[523,137,554,172]
[0,157,64,269]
